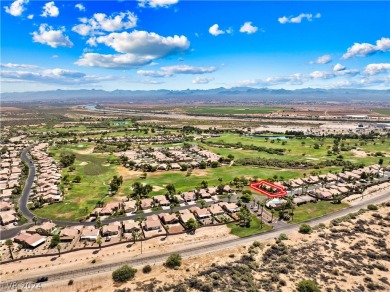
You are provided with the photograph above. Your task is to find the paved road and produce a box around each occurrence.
[1,190,389,292]
[0,148,36,240]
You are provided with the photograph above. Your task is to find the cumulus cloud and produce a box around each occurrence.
[72,11,137,36]
[343,37,390,59]
[364,63,390,75]
[209,24,225,36]
[278,13,321,24]
[27,14,33,19]
[232,73,305,87]
[32,24,73,48]
[1,67,118,86]
[334,69,359,76]
[75,53,156,69]
[1,63,39,69]
[333,63,345,71]
[192,76,214,84]
[310,70,334,79]
[75,3,85,11]
[239,22,258,34]
[138,0,178,8]
[4,0,29,17]
[93,30,189,57]
[77,30,189,68]
[310,54,332,64]
[137,65,216,77]
[41,1,59,17]
[328,76,390,89]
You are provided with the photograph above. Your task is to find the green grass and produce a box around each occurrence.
[119,165,303,197]
[373,109,390,116]
[182,106,287,115]
[34,149,118,221]
[205,134,390,165]
[227,215,272,237]
[289,201,349,224]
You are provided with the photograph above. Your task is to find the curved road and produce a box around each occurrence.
[0,190,389,291]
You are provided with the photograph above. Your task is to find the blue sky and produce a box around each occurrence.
[1,0,389,92]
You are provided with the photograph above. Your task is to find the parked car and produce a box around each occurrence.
[105,236,111,242]
[36,276,48,283]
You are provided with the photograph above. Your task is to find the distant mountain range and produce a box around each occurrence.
[2,87,390,105]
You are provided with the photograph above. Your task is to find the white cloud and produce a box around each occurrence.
[75,53,156,69]
[310,70,334,79]
[72,11,137,36]
[232,73,305,87]
[334,69,359,76]
[27,14,33,19]
[41,2,59,18]
[333,63,345,71]
[328,76,390,89]
[1,68,85,84]
[138,0,178,8]
[1,63,38,69]
[137,65,216,77]
[310,54,332,64]
[4,0,29,17]
[192,76,214,84]
[32,24,73,48]
[364,63,390,75]
[239,22,258,34]
[94,30,189,56]
[75,3,85,11]
[343,37,390,59]
[278,13,321,24]
[209,24,225,36]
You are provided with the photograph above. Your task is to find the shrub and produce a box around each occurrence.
[252,240,262,248]
[367,204,378,211]
[165,253,182,269]
[91,259,96,264]
[299,224,313,234]
[68,279,74,286]
[142,265,152,274]
[297,279,319,292]
[278,233,288,240]
[112,265,137,283]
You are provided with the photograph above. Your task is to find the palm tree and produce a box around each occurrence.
[199,199,206,209]
[260,200,266,217]
[227,194,232,203]
[5,239,13,260]
[270,209,275,223]
[97,236,102,250]
[290,205,295,222]
[56,244,62,257]
[32,216,38,225]
[95,216,102,228]
[131,230,139,244]
[164,225,170,238]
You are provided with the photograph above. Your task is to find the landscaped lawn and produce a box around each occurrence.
[119,165,304,197]
[227,215,272,237]
[205,134,390,165]
[34,150,118,221]
[289,201,349,224]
